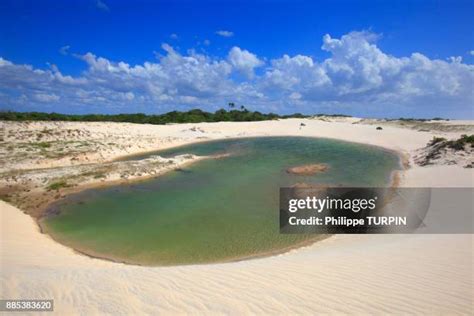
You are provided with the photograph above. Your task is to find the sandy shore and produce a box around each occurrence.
[1,117,473,314]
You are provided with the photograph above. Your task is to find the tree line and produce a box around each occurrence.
[0,108,310,124]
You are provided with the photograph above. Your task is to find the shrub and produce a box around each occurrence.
[30,142,51,149]
[47,181,69,191]
[447,134,474,151]
[429,137,447,145]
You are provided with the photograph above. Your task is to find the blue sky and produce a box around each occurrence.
[0,0,473,118]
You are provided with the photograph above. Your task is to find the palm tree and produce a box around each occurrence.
[228,102,235,109]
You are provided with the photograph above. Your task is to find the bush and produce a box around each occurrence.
[429,137,447,145]
[428,135,473,151]
[47,181,69,191]
[447,134,474,151]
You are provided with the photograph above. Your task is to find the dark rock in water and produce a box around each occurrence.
[174,168,192,174]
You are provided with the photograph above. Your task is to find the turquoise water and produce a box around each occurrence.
[42,137,400,266]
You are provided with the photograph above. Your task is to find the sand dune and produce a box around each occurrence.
[1,118,473,314]
[2,201,472,314]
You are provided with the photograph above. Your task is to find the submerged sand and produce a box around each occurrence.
[1,117,473,314]
[286,163,329,175]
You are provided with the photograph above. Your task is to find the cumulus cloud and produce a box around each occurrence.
[263,31,473,117]
[0,31,473,117]
[216,30,234,37]
[0,45,254,112]
[228,47,263,78]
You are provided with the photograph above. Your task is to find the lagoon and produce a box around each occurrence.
[42,137,400,266]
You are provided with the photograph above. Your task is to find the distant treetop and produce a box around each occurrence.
[0,109,312,124]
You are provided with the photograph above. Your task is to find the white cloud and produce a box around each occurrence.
[33,93,60,103]
[216,30,234,37]
[262,31,473,117]
[59,45,70,55]
[448,56,462,63]
[289,92,302,100]
[203,39,211,46]
[170,33,178,40]
[96,0,109,11]
[0,44,251,112]
[0,31,473,118]
[470,50,474,56]
[227,47,263,78]
[263,54,329,91]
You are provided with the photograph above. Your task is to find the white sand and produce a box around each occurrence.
[1,118,473,314]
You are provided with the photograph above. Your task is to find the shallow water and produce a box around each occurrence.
[42,137,400,266]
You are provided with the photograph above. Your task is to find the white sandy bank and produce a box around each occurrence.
[1,118,473,314]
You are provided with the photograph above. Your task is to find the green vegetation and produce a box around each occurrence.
[421,134,473,166]
[47,180,69,191]
[447,134,474,150]
[313,113,352,118]
[386,117,449,122]
[32,142,51,148]
[428,134,473,150]
[0,109,309,124]
[429,136,447,145]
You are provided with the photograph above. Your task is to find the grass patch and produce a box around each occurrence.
[32,142,51,149]
[447,134,474,150]
[47,180,69,191]
[428,135,473,150]
[429,136,447,145]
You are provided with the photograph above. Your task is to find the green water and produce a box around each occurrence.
[42,137,400,266]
